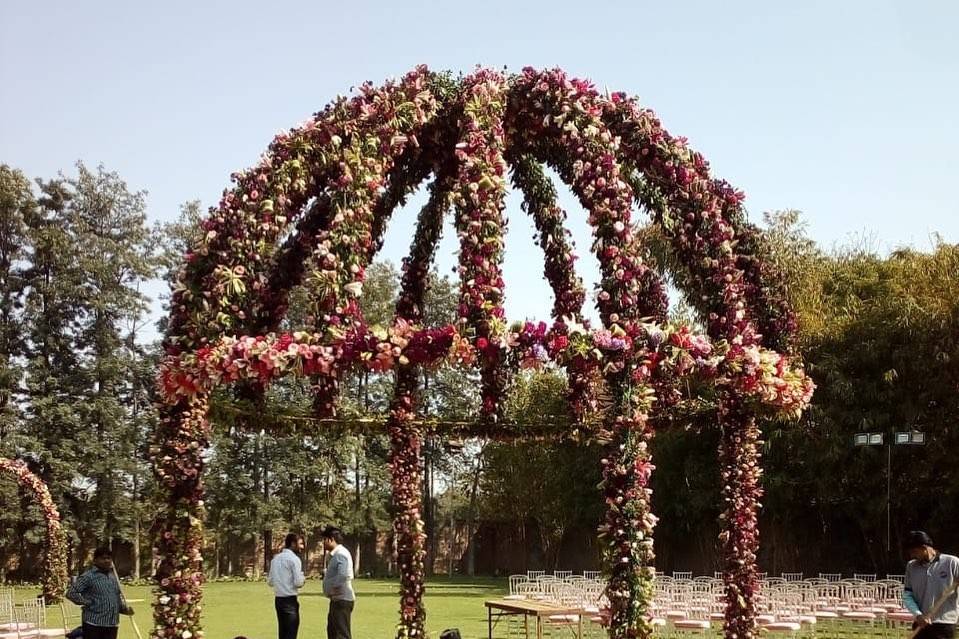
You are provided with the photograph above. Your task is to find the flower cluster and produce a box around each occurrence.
[722,344,816,419]
[156,67,813,639]
[0,458,68,602]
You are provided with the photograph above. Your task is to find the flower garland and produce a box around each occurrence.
[159,322,809,426]
[165,66,440,353]
[509,155,596,421]
[509,154,586,321]
[0,458,68,603]
[156,67,814,639]
[451,69,510,421]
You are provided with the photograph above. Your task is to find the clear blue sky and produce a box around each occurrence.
[2,0,958,334]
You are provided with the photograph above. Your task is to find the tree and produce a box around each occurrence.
[479,369,603,570]
[0,166,31,445]
[68,163,156,553]
[20,174,88,570]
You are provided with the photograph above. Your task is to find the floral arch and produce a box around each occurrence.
[155,66,813,639]
[0,457,68,602]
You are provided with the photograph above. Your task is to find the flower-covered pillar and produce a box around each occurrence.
[151,397,210,639]
[602,92,798,639]
[0,457,68,602]
[388,168,454,637]
[507,68,669,638]
[718,401,763,639]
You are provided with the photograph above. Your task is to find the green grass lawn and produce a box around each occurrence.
[14,580,906,639]
[17,577,508,639]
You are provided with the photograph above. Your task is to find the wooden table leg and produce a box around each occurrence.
[488,606,492,639]
[537,614,543,639]
[525,613,530,639]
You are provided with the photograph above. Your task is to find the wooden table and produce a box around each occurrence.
[484,598,587,639]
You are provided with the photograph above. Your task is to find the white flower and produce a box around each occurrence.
[344,282,363,297]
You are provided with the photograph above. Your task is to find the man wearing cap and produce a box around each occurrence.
[904,530,959,639]
[321,525,355,639]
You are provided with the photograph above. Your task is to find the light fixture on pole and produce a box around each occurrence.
[853,429,926,554]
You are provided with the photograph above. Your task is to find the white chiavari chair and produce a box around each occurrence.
[507,574,529,600]
[13,598,66,638]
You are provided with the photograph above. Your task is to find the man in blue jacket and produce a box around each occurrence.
[321,526,355,639]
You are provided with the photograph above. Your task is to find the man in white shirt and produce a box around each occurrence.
[268,533,306,639]
[321,525,355,639]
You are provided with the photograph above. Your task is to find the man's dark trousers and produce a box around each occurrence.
[914,622,956,639]
[275,595,300,639]
[327,599,354,639]
[82,624,119,639]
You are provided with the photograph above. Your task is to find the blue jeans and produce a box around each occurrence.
[275,596,300,639]
[327,599,353,639]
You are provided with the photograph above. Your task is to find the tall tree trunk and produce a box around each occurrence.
[424,438,436,575]
[465,452,484,577]
[213,536,220,579]
[447,499,455,577]
[132,514,141,580]
[354,435,362,575]
[262,530,273,575]
[261,431,272,575]
[253,532,264,580]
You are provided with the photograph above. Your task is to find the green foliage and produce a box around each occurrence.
[480,370,603,569]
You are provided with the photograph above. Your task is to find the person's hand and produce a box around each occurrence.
[913,614,931,629]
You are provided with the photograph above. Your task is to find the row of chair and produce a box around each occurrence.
[672,572,905,583]
[0,588,82,639]
[502,575,918,638]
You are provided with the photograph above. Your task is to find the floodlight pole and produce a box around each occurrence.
[886,443,891,554]
[855,429,926,559]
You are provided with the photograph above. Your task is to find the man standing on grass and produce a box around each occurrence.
[66,547,134,639]
[268,533,307,639]
[321,525,354,639]
[903,530,959,639]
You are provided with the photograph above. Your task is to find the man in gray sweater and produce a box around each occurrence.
[321,525,355,639]
[904,530,959,639]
